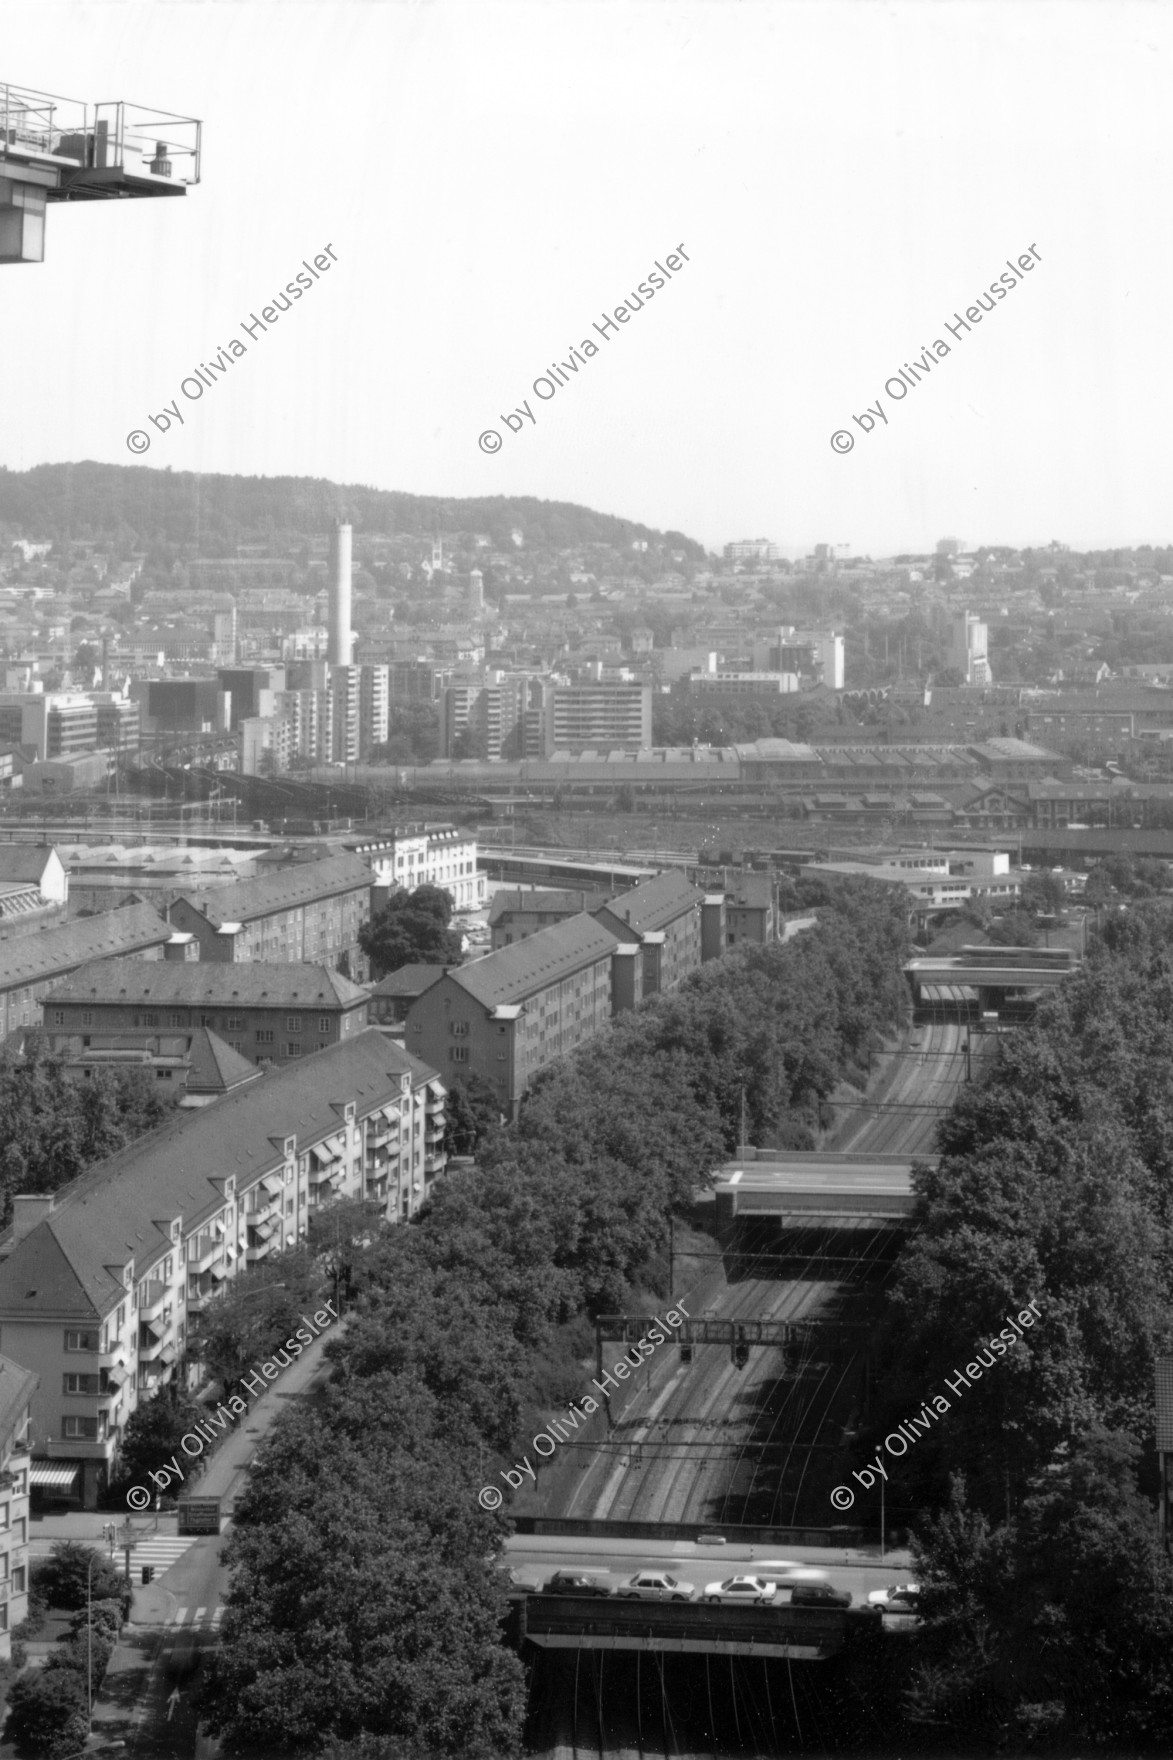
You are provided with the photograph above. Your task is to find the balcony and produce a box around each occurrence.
[44,1437,113,1462]
[424,1151,446,1174]
[0,83,202,200]
[139,1281,170,1323]
[245,1237,276,1264]
[188,1234,222,1275]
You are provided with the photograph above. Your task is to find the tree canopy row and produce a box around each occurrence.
[870,902,1173,1746]
[198,879,910,1757]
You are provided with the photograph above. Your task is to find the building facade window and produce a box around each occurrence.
[64,1330,98,1352]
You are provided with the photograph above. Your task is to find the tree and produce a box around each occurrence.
[42,1541,128,1612]
[0,1048,177,1225]
[187,1250,319,1393]
[443,1074,502,1154]
[358,886,463,980]
[5,1666,89,1759]
[1083,865,1113,907]
[306,1195,384,1312]
[197,1415,524,1758]
[112,1387,208,1498]
[72,640,100,687]
[1019,871,1066,916]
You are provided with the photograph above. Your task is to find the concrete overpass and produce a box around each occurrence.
[905,945,1078,1014]
[714,1152,924,1228]
[517,1591,846,1659]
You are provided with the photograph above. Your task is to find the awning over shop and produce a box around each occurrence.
[30,1464,80,1490]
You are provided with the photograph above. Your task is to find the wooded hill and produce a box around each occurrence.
[0,461,705,560]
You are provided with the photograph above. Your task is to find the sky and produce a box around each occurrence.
[2,1,1170,558]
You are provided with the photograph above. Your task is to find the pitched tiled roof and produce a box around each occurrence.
[171,853,373,928]
[370,964,446,999]
[0,903,172,993]
[0,1029,433,1322]
[45,959,369,1010]
[450,913,621,1009]
[0,844,57,885]
[595,870,704,934]
[187,1029,261,1094]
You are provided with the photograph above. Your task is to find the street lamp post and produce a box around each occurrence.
[86,1548,99,1723]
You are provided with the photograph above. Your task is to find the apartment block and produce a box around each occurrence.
[0,902,182,1040]
[544,682,652,755]
[592,870,708,996]
[723,873,778,947]
[168,853,373,976]
[405,913,640,1116]
[0,1030,444,1507]
[489,886,609,949]
[0,1359,36,1657]
[42,960,370,1066]
[360,663,390,752]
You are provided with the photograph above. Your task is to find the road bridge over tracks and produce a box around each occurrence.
[517,1592,846,1659]
[905,944,1078,1015]
[714,1152,926,1228]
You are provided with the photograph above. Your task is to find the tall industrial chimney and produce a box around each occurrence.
[328,520,353,667]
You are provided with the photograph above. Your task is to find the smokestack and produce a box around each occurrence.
[328,521,353,667]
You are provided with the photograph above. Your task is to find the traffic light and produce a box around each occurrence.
[680,1343,693,1364]
[733,1327,749,1370]
[142,1565,154,1585]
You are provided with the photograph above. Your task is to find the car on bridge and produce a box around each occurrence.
[786,1581,852,1608]
[542,1572,612,1598]
[702,1575,778,1605]
[618,1571,696,1602]
[867,1581,920,1614]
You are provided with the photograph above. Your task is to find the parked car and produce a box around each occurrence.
[618,1572,696,1602]
[702,1575,777,1605]
[788,1581,852,1607]
[542,1572,612,1597]
[866,1582,920,1613]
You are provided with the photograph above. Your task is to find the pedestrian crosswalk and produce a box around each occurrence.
[124,1535,201,1574]
[171,1605,225,1627]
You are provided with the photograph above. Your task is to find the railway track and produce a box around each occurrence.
[532,1018,983,1755]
